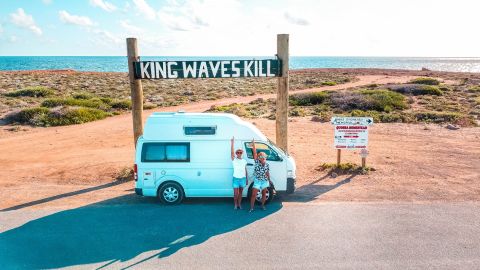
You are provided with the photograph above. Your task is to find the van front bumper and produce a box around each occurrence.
[135,188,143,196]
[286,177,296,194]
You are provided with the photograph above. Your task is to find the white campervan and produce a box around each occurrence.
[134,112,296,204]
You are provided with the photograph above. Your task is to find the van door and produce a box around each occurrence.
[244,141,287,192]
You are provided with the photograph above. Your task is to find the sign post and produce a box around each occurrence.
[331,116,373,166]
[126,35,288,149]
[276,34,289,152]
[126,38,144,147]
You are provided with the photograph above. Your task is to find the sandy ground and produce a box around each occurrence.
[1,74,479,210]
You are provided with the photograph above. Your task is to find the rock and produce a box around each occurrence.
[421,67,431,71]
[446,124,460,130]
[331,172,338,178]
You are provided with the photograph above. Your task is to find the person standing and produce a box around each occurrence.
[249,139,270,212]
[231,137,248,210]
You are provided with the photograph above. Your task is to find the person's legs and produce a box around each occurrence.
[233,188,239,209]
[261,188,267,210]
[250,187,258,212]
[237,187,244,209]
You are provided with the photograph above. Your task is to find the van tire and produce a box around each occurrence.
[248,186,274,205]
[158,182,184,205]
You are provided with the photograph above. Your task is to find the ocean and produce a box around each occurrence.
[1,56,480,73]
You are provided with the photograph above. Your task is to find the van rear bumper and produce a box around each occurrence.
[135,188,143,196]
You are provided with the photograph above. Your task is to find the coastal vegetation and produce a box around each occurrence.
[0,70,354,126]
[208,78,480,127]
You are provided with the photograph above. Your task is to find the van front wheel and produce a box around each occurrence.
[158,183,184,205]
[249,186,274,205]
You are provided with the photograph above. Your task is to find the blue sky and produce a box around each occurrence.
[0,0,479,56]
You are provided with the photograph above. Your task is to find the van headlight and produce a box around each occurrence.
[287,170,294,177]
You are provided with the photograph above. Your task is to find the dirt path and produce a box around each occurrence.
[3,74,478,210]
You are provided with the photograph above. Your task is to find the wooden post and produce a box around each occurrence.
[337,149,341,166]
[126,38,144,148]
[276,34,289,152]
[361,157,366,168]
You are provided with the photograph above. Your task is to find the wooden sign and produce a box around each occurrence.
[133,59,281,79]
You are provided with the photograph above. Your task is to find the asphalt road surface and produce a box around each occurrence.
[1,196,479,269]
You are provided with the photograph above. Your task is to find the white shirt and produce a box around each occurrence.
[232,157,247,178]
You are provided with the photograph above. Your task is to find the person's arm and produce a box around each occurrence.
[251,138,257,160]
[245,167,248,185]
[230,136,235,161]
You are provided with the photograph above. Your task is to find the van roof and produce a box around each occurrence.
[142,112,268,141]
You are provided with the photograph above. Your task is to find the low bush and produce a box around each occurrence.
[111,100,132,110]
[290,91,329,106]
[409,77,440,85]
[317,162,373,175]
[388,84,442,95]
[414,111,462,123]
[72,92,94,99]
[330,89,407,112]
[321,81,337,86]
[4,86,54,97]
[468,85,480,92]
[6,106,110,126]
[41,97,110,110]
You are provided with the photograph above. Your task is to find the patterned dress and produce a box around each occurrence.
[254,159,269,182]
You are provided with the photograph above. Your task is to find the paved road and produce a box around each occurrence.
[1,196,479,269]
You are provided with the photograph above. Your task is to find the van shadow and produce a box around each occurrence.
[283,173,358,203]
[0,195,282,269]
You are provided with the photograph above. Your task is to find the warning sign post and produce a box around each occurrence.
[331,117,373,167]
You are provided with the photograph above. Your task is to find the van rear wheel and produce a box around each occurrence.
[158,182,184,205]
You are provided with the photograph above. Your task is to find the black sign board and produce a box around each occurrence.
[133,59,281,79]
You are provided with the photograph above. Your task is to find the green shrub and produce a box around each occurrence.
[290,92,329,106]
[111,100,132,110]
[409,77,440,85]
[349,110,381,122]
[415,85,443,96]
[359,89,408,111]
[321,81,337,86]
[414,111,462,123]
[468,85,480,92]
[6,107,110,126]
[289,107,307,117]
[6,107,50,125]
[72,92,94,99]
[41,97,110,110]
[4,86,54,97]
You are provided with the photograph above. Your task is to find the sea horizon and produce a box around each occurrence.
[1,56,480,73]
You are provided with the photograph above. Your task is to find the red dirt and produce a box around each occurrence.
[1,74,479,210]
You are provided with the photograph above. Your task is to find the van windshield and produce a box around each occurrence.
[267,138,286,156]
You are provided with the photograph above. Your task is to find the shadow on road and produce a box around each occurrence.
[283,173,358,202]
[1,180,127,212]
[0,195,282,269]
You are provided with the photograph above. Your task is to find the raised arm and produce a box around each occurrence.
[231,136,235,161]
[251,138,258,160]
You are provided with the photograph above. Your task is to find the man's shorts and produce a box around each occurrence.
[233,177,247,188]
[252,179,269,191]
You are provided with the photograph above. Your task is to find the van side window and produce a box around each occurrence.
[184,126,216,135]
[142,143,190,162]
[244,142,281,161]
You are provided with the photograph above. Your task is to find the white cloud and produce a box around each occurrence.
[132,0,156,20]
[9,35,17,43]
[284,12,309,26]
[42,0,52,4]
[0,24,3,34]
[120,20,144,34]
[92,29,121,44]
[10,8,43,36]
[89,0,117,12]
[59,10,95,27]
